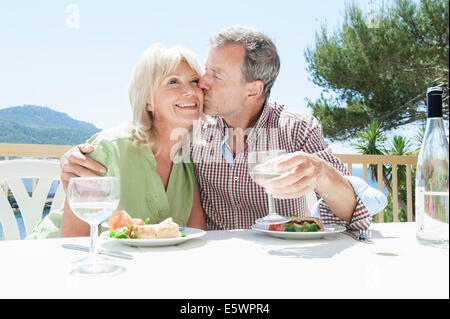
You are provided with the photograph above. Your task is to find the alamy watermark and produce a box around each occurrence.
[168,119,286,165]
[66,4,80,29]
[364,0,383,29]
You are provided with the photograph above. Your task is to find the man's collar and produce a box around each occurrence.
[247,99,271,143]
[216,99,271,138]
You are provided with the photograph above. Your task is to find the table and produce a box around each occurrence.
[0,222,448,299]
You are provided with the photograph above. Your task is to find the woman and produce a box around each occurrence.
[28,43,207,239]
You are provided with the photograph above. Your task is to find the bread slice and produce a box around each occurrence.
[129,218,181,239]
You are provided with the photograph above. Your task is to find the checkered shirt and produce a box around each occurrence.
[190,101,372,230]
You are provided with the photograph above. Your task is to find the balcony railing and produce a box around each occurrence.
[1,143,418,223]
[337,154,418,223]
[0,143,72,159]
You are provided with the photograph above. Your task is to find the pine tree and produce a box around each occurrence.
[305,0,449,141]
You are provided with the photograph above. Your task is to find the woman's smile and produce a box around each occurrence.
[175,102,198,109]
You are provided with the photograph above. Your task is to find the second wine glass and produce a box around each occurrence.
[248,150,291,225]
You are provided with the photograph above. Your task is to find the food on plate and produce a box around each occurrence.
[268,216,324,232]
[285,216,324,232]
[267,223,285,231]
[108,217,182,239]
[108,210,145,230]
[129,218,181,239]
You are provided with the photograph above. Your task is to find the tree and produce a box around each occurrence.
[355,121,408,215]
[304,0,449,142]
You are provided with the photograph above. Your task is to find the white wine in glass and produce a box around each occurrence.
[248,150,291,225]
[67,177,124,276]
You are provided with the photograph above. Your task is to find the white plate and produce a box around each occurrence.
[251,224,346,240]
[101,227,206,247]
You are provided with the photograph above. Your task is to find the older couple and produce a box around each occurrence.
[28,25,386,239]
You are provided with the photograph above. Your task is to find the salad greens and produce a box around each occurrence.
[109,225,136,239]
[284,223,318,232]
[108,224,187,239]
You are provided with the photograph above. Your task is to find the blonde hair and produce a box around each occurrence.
[128,43,203,150]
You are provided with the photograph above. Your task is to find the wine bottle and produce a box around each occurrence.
[415,87,449,248]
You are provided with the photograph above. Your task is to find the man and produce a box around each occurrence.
[61,25,386,231]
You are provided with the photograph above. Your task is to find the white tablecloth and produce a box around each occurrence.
[0,222,448,299]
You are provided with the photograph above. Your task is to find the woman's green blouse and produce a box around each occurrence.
[26,126,197,239]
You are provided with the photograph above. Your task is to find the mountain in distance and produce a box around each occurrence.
[0,105,101,145]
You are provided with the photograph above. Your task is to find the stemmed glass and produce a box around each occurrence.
[67,176,124,276]
[248,150,291,225]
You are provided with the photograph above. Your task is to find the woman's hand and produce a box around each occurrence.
[60,144,106,192]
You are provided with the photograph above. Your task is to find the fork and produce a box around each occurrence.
[358,229,372,241]
[343,229,373,244]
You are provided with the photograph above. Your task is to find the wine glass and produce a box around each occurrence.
[248,150,291,225]
[67,176,124,276]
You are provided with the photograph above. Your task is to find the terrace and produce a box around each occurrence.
[1,142,448,301]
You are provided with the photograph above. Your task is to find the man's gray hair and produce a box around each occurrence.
[210,25,280,99]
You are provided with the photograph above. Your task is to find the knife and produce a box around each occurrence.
[61,243,134,260]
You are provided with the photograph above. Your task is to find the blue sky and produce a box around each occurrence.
[0,0,392,153]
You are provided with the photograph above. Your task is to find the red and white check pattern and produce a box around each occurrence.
[190,101,372,230]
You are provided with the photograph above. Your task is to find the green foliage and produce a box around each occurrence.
[355,120,419,222]
[412,124,426,153]
[354,120,387,181]
[0,105,100,145]
[305,0,449,141]
[355,120,387,155]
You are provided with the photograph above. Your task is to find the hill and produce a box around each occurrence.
[0,105,101,145]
